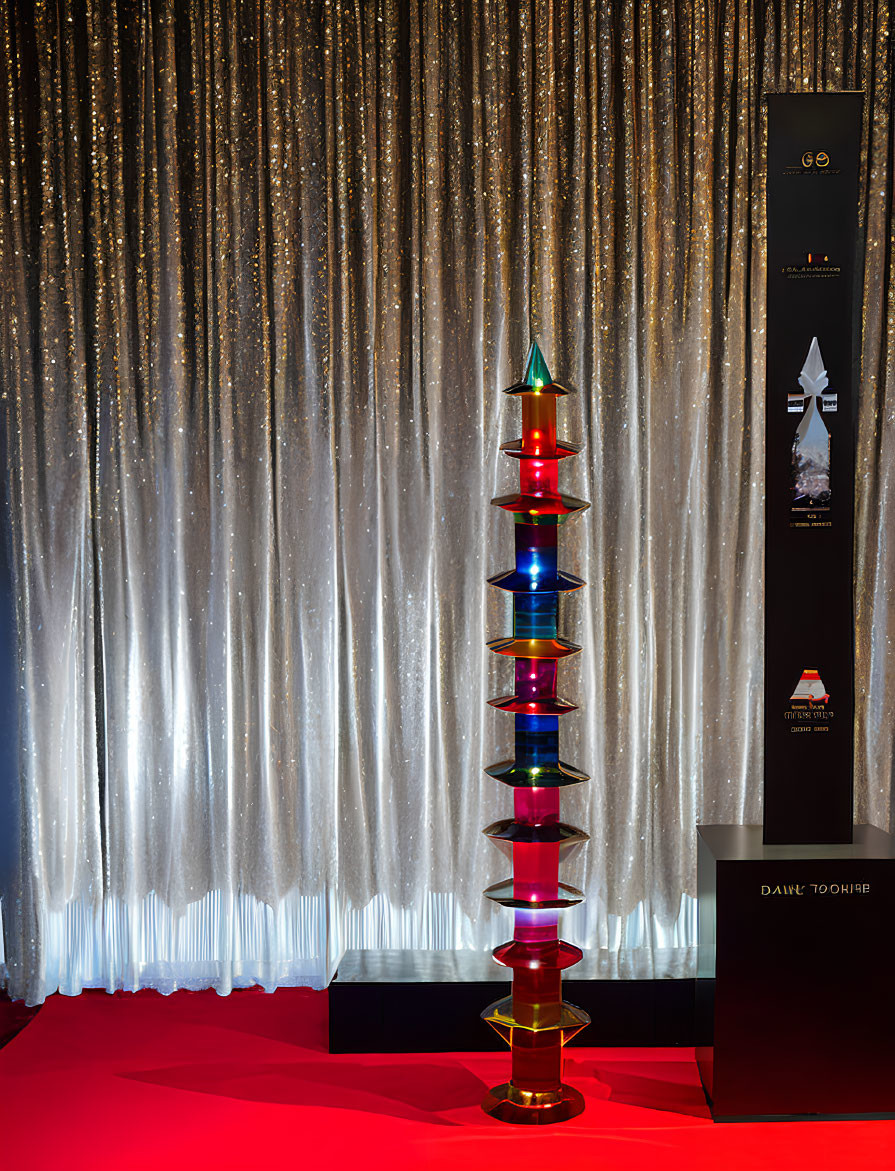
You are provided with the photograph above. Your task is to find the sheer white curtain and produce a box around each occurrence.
[1,0,893,1005]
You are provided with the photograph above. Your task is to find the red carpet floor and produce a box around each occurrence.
[1,987,893,1170]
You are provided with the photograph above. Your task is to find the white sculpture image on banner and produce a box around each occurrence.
[789,337,837,511]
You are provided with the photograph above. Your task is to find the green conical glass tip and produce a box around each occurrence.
[522,340,552,388]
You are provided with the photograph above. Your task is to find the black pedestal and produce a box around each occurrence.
[697,824,895,1120]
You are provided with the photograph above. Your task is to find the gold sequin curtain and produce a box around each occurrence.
[0,0,892,1003]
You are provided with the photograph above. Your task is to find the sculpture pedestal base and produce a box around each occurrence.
[697,824,895,1120]
[481,1082,585,1125]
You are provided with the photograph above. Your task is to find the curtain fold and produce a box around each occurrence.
[0,0,892,1004]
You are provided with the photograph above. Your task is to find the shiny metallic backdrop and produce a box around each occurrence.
[0,0,892,1003]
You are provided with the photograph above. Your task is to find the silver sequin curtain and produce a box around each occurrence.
[0,0,892,1004]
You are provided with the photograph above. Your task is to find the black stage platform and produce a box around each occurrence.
[329,947,705,1053]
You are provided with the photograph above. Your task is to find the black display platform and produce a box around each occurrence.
[697,824,895,1120]
[329,947,703,1053]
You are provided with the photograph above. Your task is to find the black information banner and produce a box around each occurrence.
[763,93,863,845]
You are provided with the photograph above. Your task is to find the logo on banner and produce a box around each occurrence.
[783,253,842,280]
[784,149,841,176]
[800,151,830,168]
[785,668,834,733]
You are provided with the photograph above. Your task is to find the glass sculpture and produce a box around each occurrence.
[481,342,591,1125]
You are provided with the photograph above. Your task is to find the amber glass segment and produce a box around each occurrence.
[512,967,563,1029]
[483,342,590,1125]
[487,635,581,659]
[521,395,558,454]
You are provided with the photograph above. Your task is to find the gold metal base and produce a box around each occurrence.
[481,1082,586,1125]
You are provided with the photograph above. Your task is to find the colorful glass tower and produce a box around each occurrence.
[481,342,591,1125]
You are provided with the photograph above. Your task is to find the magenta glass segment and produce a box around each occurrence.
[512,843,560,903]
[514,658,558,701]
[513,786,559,825]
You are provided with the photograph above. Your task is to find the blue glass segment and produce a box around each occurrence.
[513,592,558,639]
[515,541,558,589]
[515,714,559,766]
